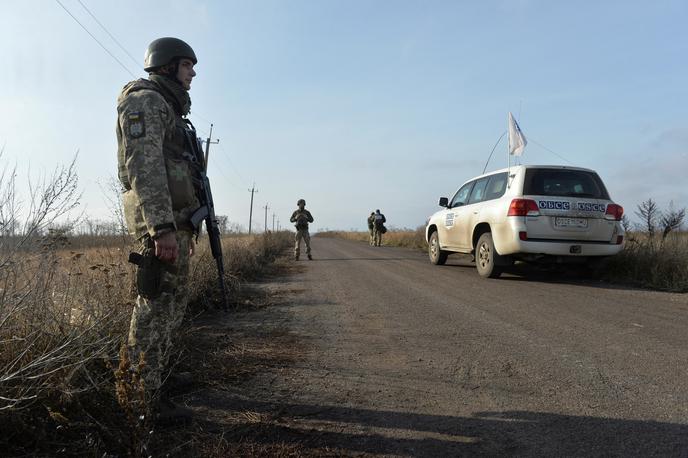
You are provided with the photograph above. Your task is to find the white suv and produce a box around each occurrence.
[425,165,625,278]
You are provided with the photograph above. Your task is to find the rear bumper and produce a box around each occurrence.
[493,220,624,257]
[508,239,623,257]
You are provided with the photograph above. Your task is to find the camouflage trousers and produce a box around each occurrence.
[368,228,374,245]
[128,231,192,394]
[294,228,311,257]
[373,227,383,246]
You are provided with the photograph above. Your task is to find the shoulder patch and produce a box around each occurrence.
[127,112,146,139]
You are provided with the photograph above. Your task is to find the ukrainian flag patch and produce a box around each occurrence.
[127,112,146,139]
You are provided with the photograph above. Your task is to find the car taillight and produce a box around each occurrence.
[508,199,540,217]
[605,203,624,221]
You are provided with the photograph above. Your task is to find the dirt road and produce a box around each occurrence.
[187,237,688,456]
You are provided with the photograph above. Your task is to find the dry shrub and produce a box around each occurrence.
[111,344,151,457]
[318,227,427,251]
[0,232,136,455]
[0,230,292,456]
[0,155,292,455]
[188,231,293,310]
[601,231,688,292]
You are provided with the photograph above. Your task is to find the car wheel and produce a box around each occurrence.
[476,232,502,278]
[428,231,448,265]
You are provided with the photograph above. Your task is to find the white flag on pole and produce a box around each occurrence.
[508,112,527,156]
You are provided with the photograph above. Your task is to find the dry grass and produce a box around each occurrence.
[600,231,688,292]
[318,227,427,251]
[0,230,293,456]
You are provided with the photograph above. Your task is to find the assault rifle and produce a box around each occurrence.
[184,121,229,310]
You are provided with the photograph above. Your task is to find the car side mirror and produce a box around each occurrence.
[438,197,448,207]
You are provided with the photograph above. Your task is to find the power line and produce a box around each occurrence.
[76,0,142,70]
[217,142,249,186]
[57,0,217,130]
[54,0,137,79]
[191,111,214,126]
[61,0,215,126]
[528,137,575,165]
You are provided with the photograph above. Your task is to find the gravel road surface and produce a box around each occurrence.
[198,237,688,456]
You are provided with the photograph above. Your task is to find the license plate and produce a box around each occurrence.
[555,217,588,228]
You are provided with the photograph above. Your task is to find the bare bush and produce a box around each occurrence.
[0,155,133,454]
[635,198,659,237]
[0,149,293,455]
[660,203,685,239]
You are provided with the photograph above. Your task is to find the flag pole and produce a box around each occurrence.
[507,112,511,187]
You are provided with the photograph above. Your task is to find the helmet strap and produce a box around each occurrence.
[152,59,183,86]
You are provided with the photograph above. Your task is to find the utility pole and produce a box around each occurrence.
[277,219,281,231]
[248,184,258,235]
[203,123,220,172]
[272,213,276,231]
[263,203,270,233]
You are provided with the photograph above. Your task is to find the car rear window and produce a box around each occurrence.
[523,169,610,199]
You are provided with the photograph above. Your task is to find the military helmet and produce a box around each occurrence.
[144,37,197,72]
[297,199,306,206]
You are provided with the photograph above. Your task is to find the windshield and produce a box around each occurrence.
[523,169,610,199]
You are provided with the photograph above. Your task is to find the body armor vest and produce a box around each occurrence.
[117,79,201,236]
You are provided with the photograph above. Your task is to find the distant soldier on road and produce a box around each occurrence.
[290,199,314,260]
[373,209,387,247]
[367,211,375,246]
[116,37,200,421]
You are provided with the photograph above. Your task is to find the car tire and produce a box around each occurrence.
[428,231,448,265]
[476,232,502,278]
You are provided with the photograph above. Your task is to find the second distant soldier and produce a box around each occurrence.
[373,209,387,247]
[367,211,375,246]
[290,199,314,260]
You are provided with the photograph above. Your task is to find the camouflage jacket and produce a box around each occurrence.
[290,209,314,230]
[116,78,200,239]
[367,215,375,229]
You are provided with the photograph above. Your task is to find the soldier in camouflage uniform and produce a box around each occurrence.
[116,37,200,419]
[367,211,375,246]
[373,209,387,246]
[290,199,314,260]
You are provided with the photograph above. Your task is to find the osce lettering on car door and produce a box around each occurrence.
[439,181,474,250]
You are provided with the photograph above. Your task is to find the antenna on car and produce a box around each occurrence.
[482,131,506,174]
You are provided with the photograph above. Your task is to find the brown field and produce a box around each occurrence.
[318,229,688,293]
[0,230,292,456]
[318,227,427,251]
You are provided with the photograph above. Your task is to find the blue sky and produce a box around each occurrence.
[2,0,686,231]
